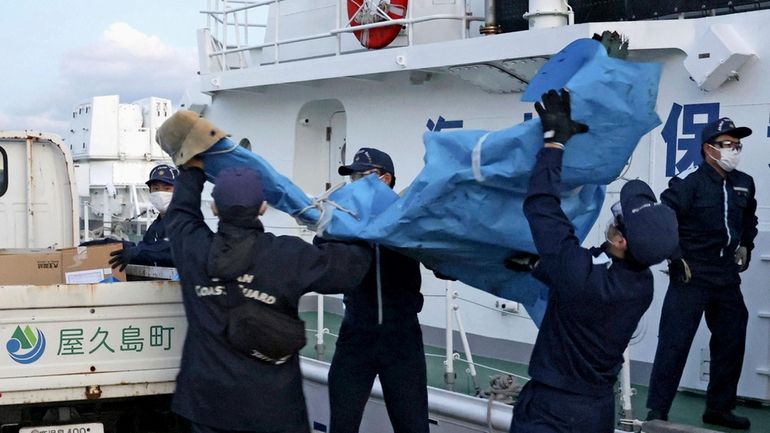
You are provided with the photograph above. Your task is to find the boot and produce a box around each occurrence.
[702,409,750,430]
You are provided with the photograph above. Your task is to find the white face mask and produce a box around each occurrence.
[708,145,741,172]
[149,191,173,214]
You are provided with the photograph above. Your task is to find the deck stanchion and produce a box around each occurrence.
[315,293,325,360]
[453,300,480,395]
[445,281,456,391]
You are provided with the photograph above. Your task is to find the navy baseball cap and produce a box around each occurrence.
[212,166,265,211]
[339,147,395,176]
[615,180,679,267]
[701,117,752,144]
[146,164,179,186]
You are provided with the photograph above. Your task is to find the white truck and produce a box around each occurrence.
[0,132,186,433]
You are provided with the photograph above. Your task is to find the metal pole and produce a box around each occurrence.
[83,201,90,242]
[102,188,111,237]
[480,0,501,35]
[407,0,414,46]
[453,303,480,395]
[274,0,280,64]
[618,347,634,429]
[335,0,341,55]
[444,282,456,391]
[222,0,229,70]
[315,294,326,360]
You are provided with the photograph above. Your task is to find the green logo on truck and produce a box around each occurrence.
[6,325,46,364]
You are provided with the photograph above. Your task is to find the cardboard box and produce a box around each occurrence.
[61,244,126,284]
[0,244,126,286]
[0,249,62,285]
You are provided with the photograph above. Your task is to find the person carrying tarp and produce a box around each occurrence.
[159,114,372,433]
[509,89,679,433]
[320,148,429,433]
[109,164,178,270]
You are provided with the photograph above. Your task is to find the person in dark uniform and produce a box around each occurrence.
[510,89,679,433]
[166,161,372,433]
[646,117,758,430]
[109,164,178,270]
[325,147,428,433]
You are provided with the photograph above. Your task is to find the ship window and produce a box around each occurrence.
[239,138,252,151]
[0,146,7,197]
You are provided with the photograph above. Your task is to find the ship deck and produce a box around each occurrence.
[299,311,770,433]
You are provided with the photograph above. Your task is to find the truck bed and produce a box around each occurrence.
[1,281,185,406]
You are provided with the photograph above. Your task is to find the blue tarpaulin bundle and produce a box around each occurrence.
[197,38,662,325]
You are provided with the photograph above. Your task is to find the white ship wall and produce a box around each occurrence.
[197,7,770,400]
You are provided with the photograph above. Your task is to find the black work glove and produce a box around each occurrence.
[735,246,750,272]
[667,258,692,283]
[591,30,629,59]
[109,246,138,272]
[504,252,540,273]
[534,89,589,146]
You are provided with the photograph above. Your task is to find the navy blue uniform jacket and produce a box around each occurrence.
[661,163,758,286]
[313,239,422,328]
[166,167,371,431]
[524,148,654,396]
[131,215,174,267]
[343,244,422,328]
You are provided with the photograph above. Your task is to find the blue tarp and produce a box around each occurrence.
[197,38,662,326]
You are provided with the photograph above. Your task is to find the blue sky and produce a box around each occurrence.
[0,1,203,135]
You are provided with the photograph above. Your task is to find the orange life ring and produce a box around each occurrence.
[347,0,408,49]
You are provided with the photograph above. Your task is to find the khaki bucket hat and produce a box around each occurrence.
[156,110,227,165]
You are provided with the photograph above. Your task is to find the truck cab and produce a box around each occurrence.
[0,131,186,433]
[0,132,77,249]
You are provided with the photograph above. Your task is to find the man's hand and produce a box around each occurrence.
[109,247,137,272]
[667,258,692,283]
[534,89,589,147]
[592,30,629,59]
[504,252,540,273]
[735,246,750,272]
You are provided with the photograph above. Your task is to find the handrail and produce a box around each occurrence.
[329,14,483,34]
[208,13,484,57]
[201,0,486,70]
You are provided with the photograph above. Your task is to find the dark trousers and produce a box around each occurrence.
[647,280,748,414]
[509,380,615,433]
[328,321,429,433]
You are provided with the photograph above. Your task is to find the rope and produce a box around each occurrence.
[422,294,535,321]
[424,353,529,381]
[295,182,359,231]
[484,374,522,433]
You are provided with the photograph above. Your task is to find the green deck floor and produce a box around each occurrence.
[299,311,770,432]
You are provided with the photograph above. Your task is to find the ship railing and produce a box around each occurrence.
[201,0,485,71]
